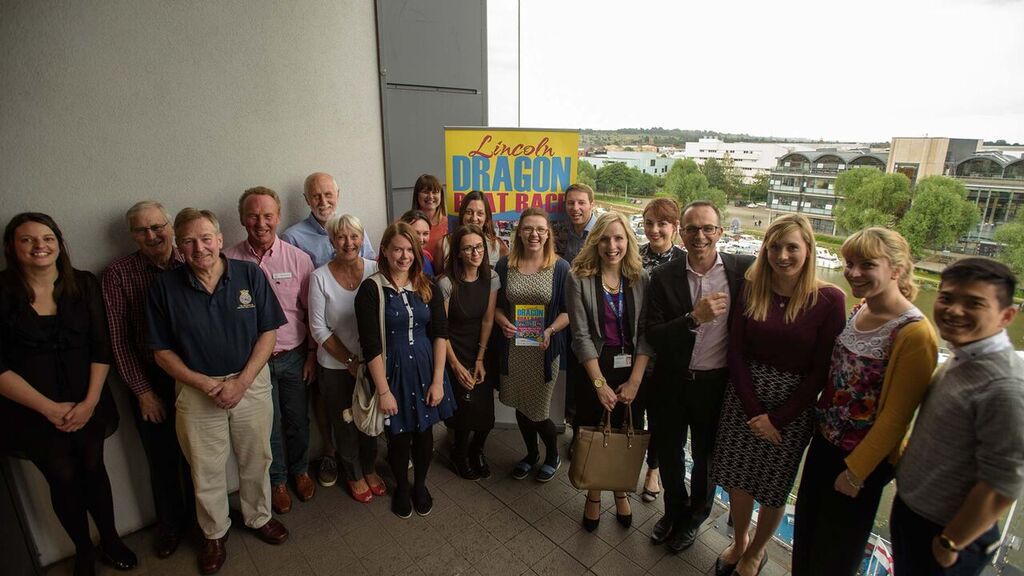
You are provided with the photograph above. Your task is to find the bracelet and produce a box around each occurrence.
[844,469,864,489]
[376,389,390,397]
[478,343,487,350]
[476,357,484,362]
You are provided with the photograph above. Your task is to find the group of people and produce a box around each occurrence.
[0,175,1021,576]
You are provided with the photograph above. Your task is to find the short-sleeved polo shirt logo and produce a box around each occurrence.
[238,289,255,309]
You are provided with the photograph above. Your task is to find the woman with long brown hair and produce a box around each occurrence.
[711,214,845,576]
[354,222,456,518]
[0,213,136,576]
[439,190,509,268]
[439,224,499,480]
[410,174,448,264]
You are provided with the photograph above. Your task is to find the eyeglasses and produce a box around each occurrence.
[131,223,168,236]
[461,244,486,255]
[520,227,549,237]
[682,225,721,236]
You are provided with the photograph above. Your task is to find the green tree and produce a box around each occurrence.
[833,168,912,232]
[898,176,980,256]
[741,172,770,203]
[596,162,629,193]
[627,168,658,196]
[577,160,597,190]
[663,159,727,212]
[995,211,1024,279]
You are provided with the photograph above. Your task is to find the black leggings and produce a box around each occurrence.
[453,429,490,459]
[30,430,119,557]
[386,428,434,496]
[515,410,559,464]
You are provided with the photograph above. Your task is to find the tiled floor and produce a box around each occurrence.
[46,428,793,576]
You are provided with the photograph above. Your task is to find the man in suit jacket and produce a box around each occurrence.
[644,201,754,553]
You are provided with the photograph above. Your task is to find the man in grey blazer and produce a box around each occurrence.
[644,201,754,553]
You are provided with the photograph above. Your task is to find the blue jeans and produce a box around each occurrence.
[268,345,310,485]
[891,495,1000,576]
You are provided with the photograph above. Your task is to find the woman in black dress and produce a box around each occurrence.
[440,224,499,480]
[0,213,136,576]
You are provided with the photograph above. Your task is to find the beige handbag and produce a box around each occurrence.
[569,407,650,492]
[351,275,386,437]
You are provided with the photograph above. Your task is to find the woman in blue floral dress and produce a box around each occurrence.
[791,228,938,576]
[355,222,456,519]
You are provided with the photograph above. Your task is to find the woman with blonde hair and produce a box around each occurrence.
[791,227,937,576]
[354,222,456,518]
[566,212,653,530]
[711,214,846,576]
[494,207,570,482]
[308,214,385,503]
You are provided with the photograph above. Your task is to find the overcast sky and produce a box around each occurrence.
[487,0,1024,143]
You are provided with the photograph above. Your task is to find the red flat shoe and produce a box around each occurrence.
[368,478,387,497]
[347,481,373,503]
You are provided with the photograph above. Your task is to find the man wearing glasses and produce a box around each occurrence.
[102,201,192,559]
[644,200,754,553]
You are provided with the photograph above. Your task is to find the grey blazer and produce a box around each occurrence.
[566,269,654,364]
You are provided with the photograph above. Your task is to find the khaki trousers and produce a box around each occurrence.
[176,365,273,539]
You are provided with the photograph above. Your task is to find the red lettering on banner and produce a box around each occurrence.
[453,192,466,209]
[496,192,509,212]
[544,193,561,212]
[467,135,557,159]
[530,194,544,208]
[515,193,529,212]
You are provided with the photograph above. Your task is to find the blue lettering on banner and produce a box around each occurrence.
[450,156,574,193]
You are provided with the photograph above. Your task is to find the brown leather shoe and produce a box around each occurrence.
[198,535,227,575]
[271,484,291,514]
[294,473,315,502]
[253,518,289,545]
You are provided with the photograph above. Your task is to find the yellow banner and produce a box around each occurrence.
[444,127,579,222]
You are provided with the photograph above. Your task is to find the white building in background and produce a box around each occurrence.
[677,138,796,183]
[580,150,676,176]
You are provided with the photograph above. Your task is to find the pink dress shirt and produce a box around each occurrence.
[224,236,314,353]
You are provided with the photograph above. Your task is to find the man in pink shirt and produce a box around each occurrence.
[224,187,316,514]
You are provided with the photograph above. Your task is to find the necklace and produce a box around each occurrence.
[331,260,363,291]
[601,275,621,294]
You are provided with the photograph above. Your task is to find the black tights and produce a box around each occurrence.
[452,429,490,459]
[515,410,558,465]
[30,431,119,559]
[387,428,434,496]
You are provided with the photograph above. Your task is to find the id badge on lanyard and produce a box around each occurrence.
[603,283,632,369]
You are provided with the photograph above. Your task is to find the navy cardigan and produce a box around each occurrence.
[494,256,570,383]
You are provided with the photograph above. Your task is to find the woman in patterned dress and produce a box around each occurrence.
[636,197,684,501]
[567,212,653,530]
[711,214,846,576]
[494,208,570,482]
[791,228,937,575]
[439,224,499,480]
[354,222,456,519]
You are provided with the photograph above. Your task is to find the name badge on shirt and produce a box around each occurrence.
[272,272,293,280]
[613,354,632,369]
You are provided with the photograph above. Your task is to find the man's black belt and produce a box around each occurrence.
[683,367,729,382]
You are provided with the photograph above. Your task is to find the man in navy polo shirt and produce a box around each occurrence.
[147,208,289,575]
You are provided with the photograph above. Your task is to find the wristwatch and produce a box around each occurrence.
[592,377,607,389]
[937,534,960,552]
[684,312,700,332]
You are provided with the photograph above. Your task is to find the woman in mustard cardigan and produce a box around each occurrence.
[790,228,938,576]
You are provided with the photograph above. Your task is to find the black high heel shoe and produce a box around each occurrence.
[582,497,602,532]
[614,494,632,528]
[99,539,138,570]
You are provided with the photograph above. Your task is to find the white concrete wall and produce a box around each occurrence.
[0,0,386,565]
